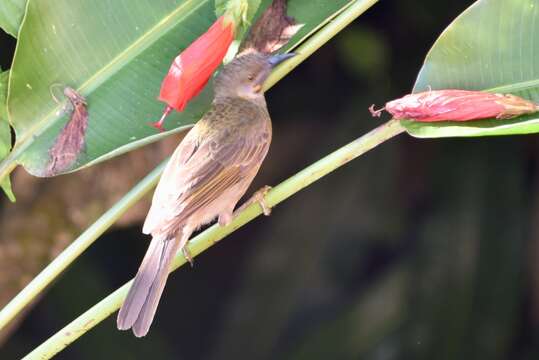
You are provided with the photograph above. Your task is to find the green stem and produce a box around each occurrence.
[0,162,166,331]
[22,119,404,360]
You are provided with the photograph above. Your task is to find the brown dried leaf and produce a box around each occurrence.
[240,0,303,54]
[46,87,88,176]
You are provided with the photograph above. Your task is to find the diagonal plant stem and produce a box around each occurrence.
[22,119,405,360]
[0,0,379,335]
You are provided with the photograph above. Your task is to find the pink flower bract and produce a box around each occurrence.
[371,90,539,122]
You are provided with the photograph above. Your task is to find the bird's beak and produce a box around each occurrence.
[253,53,297,93]
[268,53,297,68]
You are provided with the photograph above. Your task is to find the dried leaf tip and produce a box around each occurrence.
[371,89,539,122]
[46,87,89,176]
[240,0,303,54]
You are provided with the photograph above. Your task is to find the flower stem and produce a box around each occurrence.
[21,119,404,360]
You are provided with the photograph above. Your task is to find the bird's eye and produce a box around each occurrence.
[247,74,255,81]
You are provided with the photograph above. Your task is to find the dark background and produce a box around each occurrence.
[4,0,539,359]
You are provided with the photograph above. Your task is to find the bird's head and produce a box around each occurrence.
[214,51,296,100]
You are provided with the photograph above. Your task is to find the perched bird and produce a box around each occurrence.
[117,51,296,337]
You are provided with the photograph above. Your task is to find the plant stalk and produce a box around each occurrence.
[22,119,404,360]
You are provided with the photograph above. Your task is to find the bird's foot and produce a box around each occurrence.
[215,186,273,240]
[235,185,273,217]
[255,185,272,216]
[181,246,194,267]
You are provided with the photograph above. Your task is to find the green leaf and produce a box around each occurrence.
[403,0,539,138]
[2,0,352,181]
[215,0,261,26]
[0,0,26,37]
[0,71,15,201]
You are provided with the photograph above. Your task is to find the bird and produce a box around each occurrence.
[117,51,296,337]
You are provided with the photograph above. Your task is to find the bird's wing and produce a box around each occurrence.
[142,129,199,234]
[143,106,270,235]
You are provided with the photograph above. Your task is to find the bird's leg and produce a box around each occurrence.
[178,229,194,267]
[235,185,273,217]
[217,186,273,234]
[218,211,233,227]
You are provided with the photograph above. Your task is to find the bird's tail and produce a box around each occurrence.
[117,230,188,337]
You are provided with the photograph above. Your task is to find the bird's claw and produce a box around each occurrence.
[254,185,272,216]
[182,246,194,267]
[233,186,273,218]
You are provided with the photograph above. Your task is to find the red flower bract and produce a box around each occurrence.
[370,89,539,122]
[152,16,234,131]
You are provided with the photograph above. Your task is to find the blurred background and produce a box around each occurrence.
[3,0,539,359]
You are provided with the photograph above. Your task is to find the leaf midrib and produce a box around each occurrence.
[487,78,539,94]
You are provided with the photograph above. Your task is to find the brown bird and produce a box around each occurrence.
[117,51,295,337]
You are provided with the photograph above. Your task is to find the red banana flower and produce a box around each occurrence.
[370,89,539,122]
[151,16,235,131]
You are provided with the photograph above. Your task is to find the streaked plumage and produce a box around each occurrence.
[117,52,294,337]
